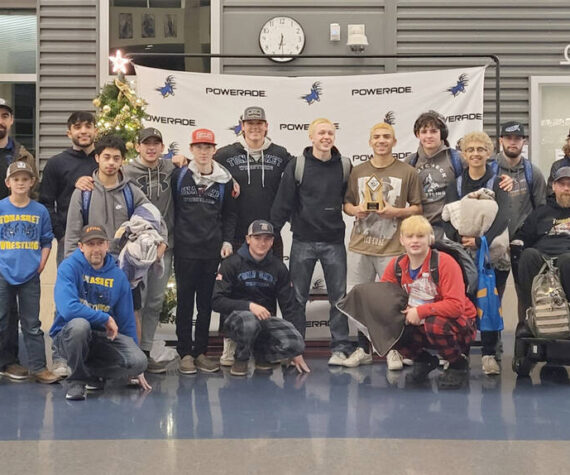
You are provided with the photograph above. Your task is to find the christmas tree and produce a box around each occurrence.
[93,52,147,159]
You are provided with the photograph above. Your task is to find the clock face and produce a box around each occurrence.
[259,16,305,63]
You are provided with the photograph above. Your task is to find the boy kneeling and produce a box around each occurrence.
[381,216,476,388]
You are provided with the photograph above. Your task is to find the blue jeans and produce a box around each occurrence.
[289,240,351,354]
[52,318,147,384]
[0,273,46,373]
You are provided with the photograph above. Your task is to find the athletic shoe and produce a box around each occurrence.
[85,378,105,390]
[230,359,249,376]
[328,351,347,366]
[146,357,169,374]
[438,355,469,390]
[194,354,220,373]
[342,347,373,368]
[255,358,274,372]
[1,363,29,381]
[33,368,61,384]
[52,361,71,378]
[179,355,197,375]
[66,383,86,401]
[482,355,501,375]
[410,352,439,382]
[386,350,404,371]
[220,338,237,366]
[402,358,414,366]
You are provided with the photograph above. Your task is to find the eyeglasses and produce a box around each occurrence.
[464,146,488,154]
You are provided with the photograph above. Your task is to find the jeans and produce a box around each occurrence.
[224,310,305,362]
[140,249,173,352]
[289,239,351,354]
[0,274,46,373]
[52,318,147,384]
[174,256,219,358]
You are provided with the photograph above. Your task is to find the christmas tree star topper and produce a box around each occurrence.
[110,50,129,74]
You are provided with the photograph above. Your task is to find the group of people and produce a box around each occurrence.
[1,95,570,398]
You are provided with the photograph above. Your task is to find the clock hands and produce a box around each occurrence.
[278,33,284,52]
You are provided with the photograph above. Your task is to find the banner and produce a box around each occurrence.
[135,65,486,339]
[135,64,486,163]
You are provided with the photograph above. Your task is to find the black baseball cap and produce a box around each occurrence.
[500,121,526,137]
[554,167,570,183]
[138,127,163,143]
[79,225,108,243]
[0,98,13,115]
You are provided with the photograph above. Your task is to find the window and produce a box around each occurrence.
[108,0,211,75]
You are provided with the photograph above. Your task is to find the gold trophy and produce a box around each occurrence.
[364,175,384,211]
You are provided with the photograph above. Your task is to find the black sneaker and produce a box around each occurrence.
[66,383,86,401]
[438,355,469,390]
[85,378,105,390]
[410,351,439,382]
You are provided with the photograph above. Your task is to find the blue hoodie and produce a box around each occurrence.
[50,248,137,342]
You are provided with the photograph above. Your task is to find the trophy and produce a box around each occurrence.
[364,175,384,211]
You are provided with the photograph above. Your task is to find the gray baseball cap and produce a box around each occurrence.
[241,106,266,122]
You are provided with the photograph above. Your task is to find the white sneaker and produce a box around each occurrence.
[386,350,404,371]
[482,355,501,375]
[328,351,347,366]
[220,338,237,367]
[402,358,414,367]
[52,361,71,378]
[342,348,373,368]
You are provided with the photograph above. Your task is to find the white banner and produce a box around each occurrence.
[135,64,485,163]
[135,65,486,340]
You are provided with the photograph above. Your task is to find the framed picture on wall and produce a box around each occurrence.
[119,13,133,39]
[164,14,178,39]
[142,13,155,38]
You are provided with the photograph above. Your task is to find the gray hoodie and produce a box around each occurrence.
[123,156,176,248]
[65,169,158,258]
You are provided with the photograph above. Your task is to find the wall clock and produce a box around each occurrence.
[259,16,305,62]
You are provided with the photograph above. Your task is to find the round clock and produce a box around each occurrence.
[259,16,305,63]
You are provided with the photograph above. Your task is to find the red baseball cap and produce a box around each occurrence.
[191,128,216,145]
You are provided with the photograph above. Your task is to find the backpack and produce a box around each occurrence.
[526,258,570,339]
[484,157,535,207]
[394,239,478,300]
[175,166,225,201]
[409,148,463,179]
[294,154,351,186]
[81,185,134,226]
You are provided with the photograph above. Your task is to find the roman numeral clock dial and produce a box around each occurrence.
[259,16,305,63]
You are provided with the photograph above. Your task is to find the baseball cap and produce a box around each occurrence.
[0,98,13,115]
[6,161,34,179]
[241,106,266,122]
[500,121,526,137]
[79,225,108,243]
[247,220,274,236]
[190,128,216,145]
[554,167,570,182]
[138,127,163,143]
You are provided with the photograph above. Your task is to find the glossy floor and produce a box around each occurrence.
[3,335,570,475]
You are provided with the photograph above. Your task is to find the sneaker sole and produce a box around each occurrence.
[66,394,86,401]
[219,359,234,367]
[3,373,30,381]
[230,369,248,376]
[35,377,61,385]
[179,368,198,375]
[146,367,168,374]
[196,366,220,373]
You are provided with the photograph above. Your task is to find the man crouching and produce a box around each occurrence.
[381,216,476,388]
[212,220,309,376]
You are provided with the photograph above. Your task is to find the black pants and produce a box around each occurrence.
[174,256,219,358]
[481,268,510,356]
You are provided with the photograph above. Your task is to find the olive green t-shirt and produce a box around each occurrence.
[344,159,422,257]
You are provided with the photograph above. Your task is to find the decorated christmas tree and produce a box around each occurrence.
[92,51,147,159]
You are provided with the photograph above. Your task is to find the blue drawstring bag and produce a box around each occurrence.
[476,236,504,331]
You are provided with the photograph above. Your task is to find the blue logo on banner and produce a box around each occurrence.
[384,111,395,125]
[162,142,179,159]
[156,75,176,98]
[300,82,322,105]
[447,74,469,97]
[228,124,242,136]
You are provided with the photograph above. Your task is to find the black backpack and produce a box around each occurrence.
[394,239,477,301]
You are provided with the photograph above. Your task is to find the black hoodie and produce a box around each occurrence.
[271,146,349,244]
[514,195,570,256]
[211,243,305,337]
[39,147,97,240]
